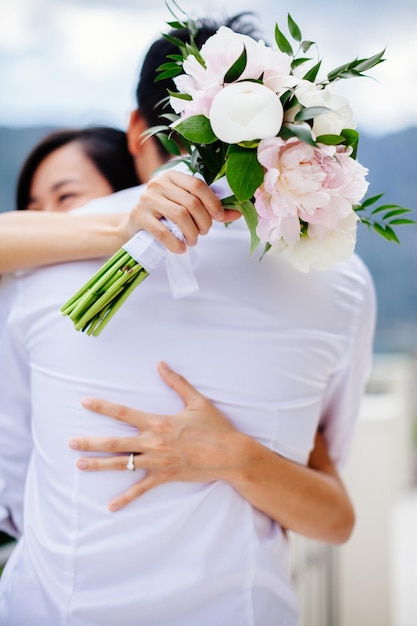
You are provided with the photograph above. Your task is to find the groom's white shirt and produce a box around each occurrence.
[0,186,375,625]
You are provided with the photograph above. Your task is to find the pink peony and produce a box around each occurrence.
[255,137,368,239]
[254,136,369,270]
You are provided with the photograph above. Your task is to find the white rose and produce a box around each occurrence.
[209,81,284,144]
[290,81,356,136]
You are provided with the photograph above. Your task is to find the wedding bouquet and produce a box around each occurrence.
[61,3,412,336]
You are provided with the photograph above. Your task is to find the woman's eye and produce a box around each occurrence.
[59,193,76,203]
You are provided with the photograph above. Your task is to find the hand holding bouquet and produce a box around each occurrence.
[61,2,413,336]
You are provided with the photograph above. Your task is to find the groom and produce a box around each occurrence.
[0,12,375,626]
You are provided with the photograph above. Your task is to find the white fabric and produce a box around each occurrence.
[0,273,29,539]
[0,187,141,538]
[0,187,376,625]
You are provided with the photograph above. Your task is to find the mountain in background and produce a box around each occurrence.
[0,125,416,352]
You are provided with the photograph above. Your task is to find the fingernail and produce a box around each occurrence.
[159,361,170,372]
[77,459,88,470]
[81,398,93,409]
[69,439,80,450]
[109,502,120,512]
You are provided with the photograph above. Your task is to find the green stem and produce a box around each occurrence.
[90,269,150,336]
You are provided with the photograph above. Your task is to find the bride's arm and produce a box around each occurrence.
[0,170,242,274]
[0,211,127,273]
[70,363,355,546]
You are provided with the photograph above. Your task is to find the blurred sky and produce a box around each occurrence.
[1,0,417,136]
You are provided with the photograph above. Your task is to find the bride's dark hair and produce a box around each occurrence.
[16,127,140,210]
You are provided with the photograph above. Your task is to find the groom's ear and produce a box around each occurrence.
[127,109,166,183]
[127,109,148,158]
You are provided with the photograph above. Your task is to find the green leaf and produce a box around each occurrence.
[294,106,330,122]
[383,225,400,243]
[383,208,413,220]
[223,45,247,83]
[228,198,261,254]
[315,134,346,146]
[388,218,415,225]
[291,57,312,68]
[353,49,385,73]
[155,67,183,82]
[156,133,181,156]
[358,193,385,209]
[260,242,272,261]
[167,89,192,101]
[157,61,181,72]
[166,53,184,62]
[302,60,322,82]
[301,40,316,53]
[174,115,218,144]
[373,223,390,239]
[340,128,359,159]
[166,20,186,29]
[226,146,265,203]
[275,23,293,55]
[287,14,302,42]
[371,204,402,215]
[162,32,188,52]
[140,124,171,141]
[280,123,316,146]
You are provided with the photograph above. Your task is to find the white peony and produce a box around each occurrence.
[275,212,359,272]
[209,81,284,144]
[288,81,356,137]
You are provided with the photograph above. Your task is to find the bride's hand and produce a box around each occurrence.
[69,361,245,511]
[120,169,241,252]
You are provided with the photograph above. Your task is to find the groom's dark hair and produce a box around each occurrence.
[135,14,261,157]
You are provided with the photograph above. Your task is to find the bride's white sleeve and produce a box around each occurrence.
[0,302,32,539]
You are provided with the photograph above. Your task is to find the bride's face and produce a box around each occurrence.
[27,142,113,212]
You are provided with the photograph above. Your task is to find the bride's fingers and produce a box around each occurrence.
[81,397,150,429]
[75,453,144,472]
[108,473,165,512]
[69,436,141,454]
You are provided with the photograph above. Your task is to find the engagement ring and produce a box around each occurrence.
[126,453,136,471]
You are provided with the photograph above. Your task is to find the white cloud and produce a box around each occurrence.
[0,0,416,135]
[54,5,165,78]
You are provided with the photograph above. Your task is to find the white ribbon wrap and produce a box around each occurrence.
[122,168,234,299]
